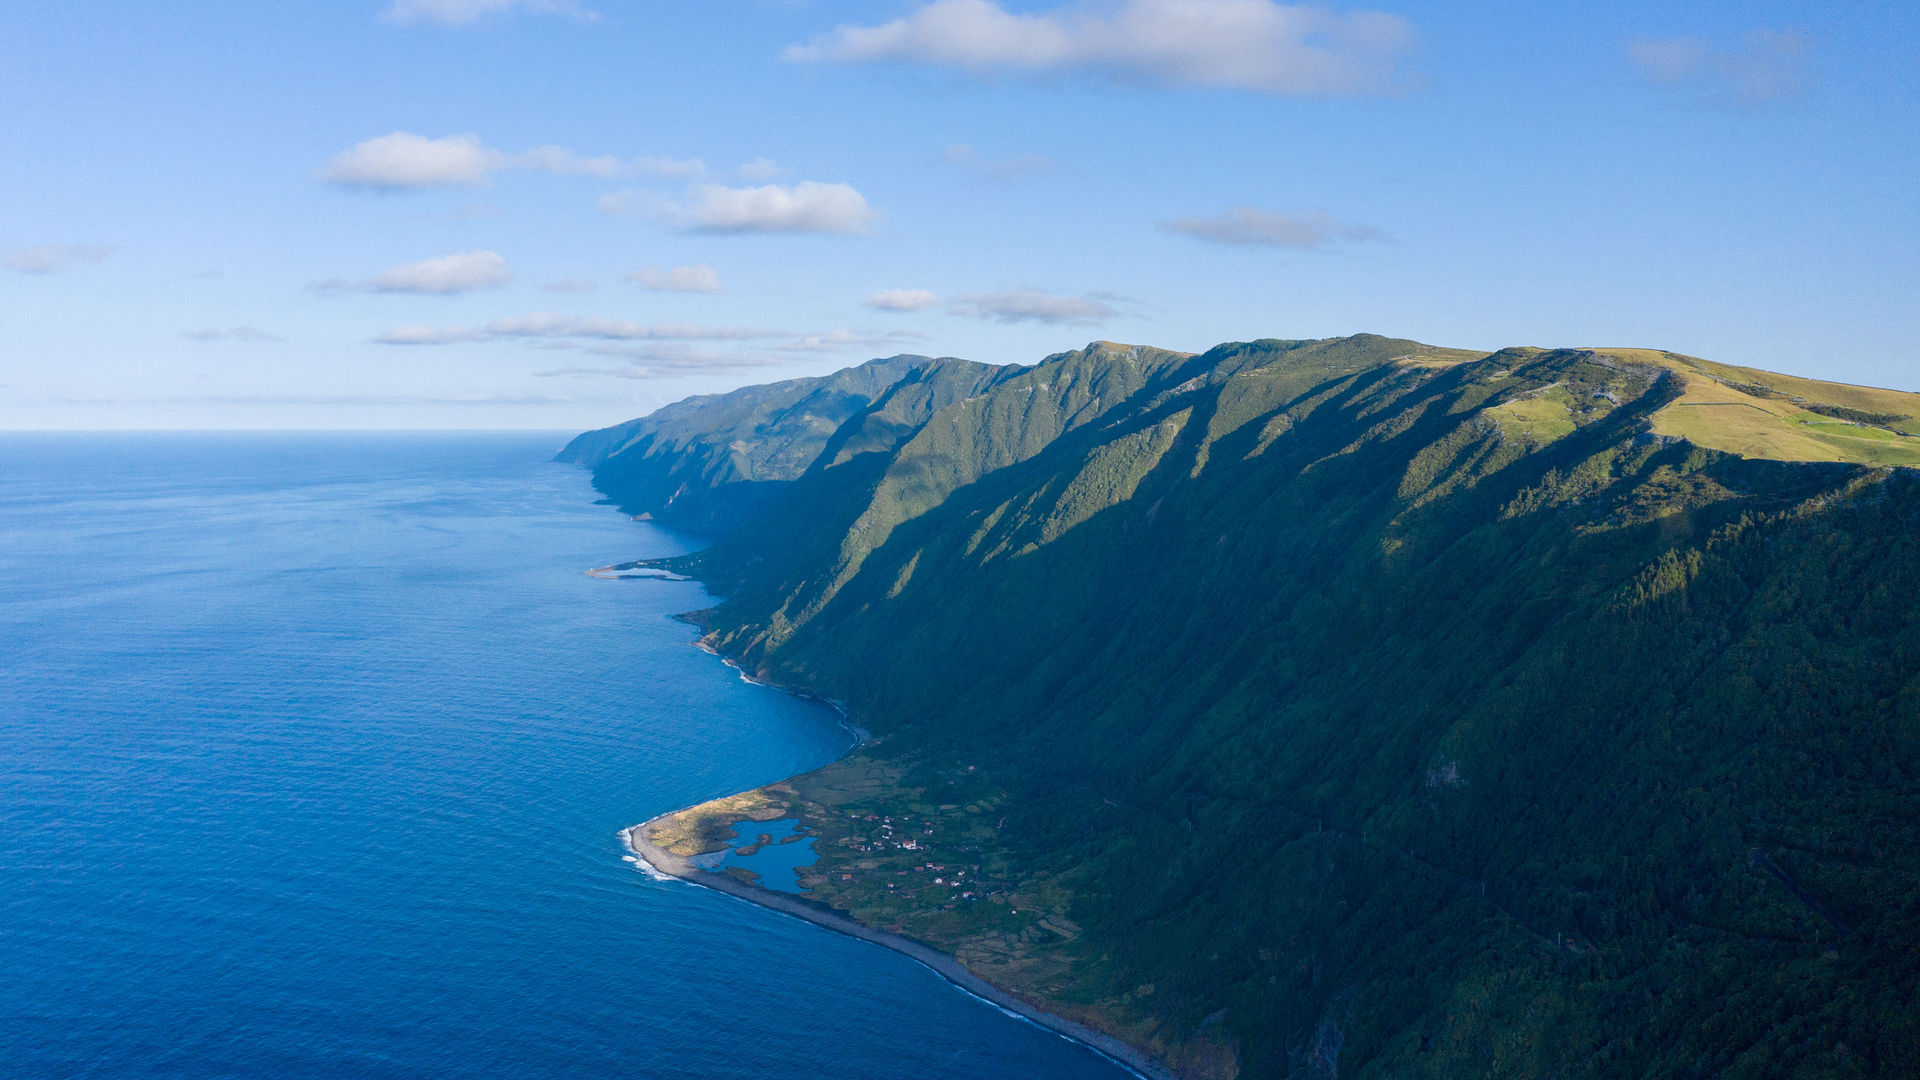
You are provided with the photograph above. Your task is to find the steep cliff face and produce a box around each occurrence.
[557,353,1012,534]
[572,337,1920,1078]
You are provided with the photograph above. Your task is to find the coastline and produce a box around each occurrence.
[598,555,1171,1078]
[620,817,1175,1080]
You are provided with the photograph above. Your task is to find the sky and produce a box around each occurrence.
[2,0,1916,430]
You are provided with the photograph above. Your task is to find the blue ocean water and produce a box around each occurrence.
[0,433,1127,1080]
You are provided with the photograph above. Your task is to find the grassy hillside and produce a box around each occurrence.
[1618,349,1920,466]
[572,338,1920,1078]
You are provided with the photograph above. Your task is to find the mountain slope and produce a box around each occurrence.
[557,353,1013,534]
[568,337,1920,1079]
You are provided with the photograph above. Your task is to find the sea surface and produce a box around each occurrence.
[0,433,1128,1080]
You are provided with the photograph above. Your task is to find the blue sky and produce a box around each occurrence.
[3,0,1915,429]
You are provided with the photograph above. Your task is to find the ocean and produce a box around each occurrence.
[0,433,1128,1080]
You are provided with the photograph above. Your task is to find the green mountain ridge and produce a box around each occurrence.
[564,336,1920,1078]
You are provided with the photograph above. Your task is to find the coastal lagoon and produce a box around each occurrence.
[0,433,1129,1080]
[701,818,819,894]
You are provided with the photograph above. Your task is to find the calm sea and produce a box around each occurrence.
[0,433,1126,1080]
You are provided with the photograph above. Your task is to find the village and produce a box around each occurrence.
[825,808,994,906]
[770,758,1073,935]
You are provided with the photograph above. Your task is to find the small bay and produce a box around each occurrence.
[0,433,1127,1080]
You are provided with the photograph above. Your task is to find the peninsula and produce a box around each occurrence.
[621,808,1176,1080]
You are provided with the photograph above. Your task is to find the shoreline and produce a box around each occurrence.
[682,637,872,747]
[596,558,1170,1078]
[621,818,1174,1080]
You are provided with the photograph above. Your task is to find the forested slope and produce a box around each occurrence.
[569,337,1920,1078]
[557,352,1012,534]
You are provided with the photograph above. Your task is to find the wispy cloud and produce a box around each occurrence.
[599,175,877,233]
[372,250,512,294]
[779,329,927,352]
[184,326,282,343]
[1160,206,1382,248]
[950,288,1124,325]
[626,265,723,293]
[1627,29,1811,106]
[513,145,626,177]
[737,157,792,182]
[943,143,1058,179]
[375,313,789,346]
[54,389,577,407]
[785,0,1416,96]
[321,132,704,191]
[683,181,878,234]
[322,133,499,189]
[637,155,709,180]
[596,189,674,217]
[209,391,576,406]
[867,288,940,312]
[535,330,919,378]
[488,314,783,341]
[383,311,914,375]
[314,250,512,295]
[375,325,494,345]
[536,343,795,378]
[382,0,597,28]
[6,243,113,273]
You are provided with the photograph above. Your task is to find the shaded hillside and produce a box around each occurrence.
[557,353,1012,534]
[571,337,1920,1078]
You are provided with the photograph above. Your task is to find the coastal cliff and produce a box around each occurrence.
[569,337,1920,1078]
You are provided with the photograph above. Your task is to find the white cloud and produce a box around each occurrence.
[535,344,793,378]
[1627,29,1811,106]
[867,288,940,311]
[737,157,792,182]
[515,145,625,177]
[375,325,493,345]
[950,289,1122,325]
[627,264,723,293]
[376,313,789,346]
[195,391,574,406]
[780,329,928,352]
[323,133,705,191]
[686,181,877,233]
[322,133,502,190]
[785,0,1415,96]
[6,243,113,273]
[376,325,494,345]
[637,156,708,179]
[382,0,596,27]
[537,328,923,378]
[943,143,1058,178]
[596,189,675,217]
[183,326,281,343]
[1160,206,1381,248]
[375,312,916,372]
[582,343,790,367]
[487,314,782,340]
[371,250,512,294]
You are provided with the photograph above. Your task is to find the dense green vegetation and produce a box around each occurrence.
[556,352,1009,533]
[565,337,1920,1078]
